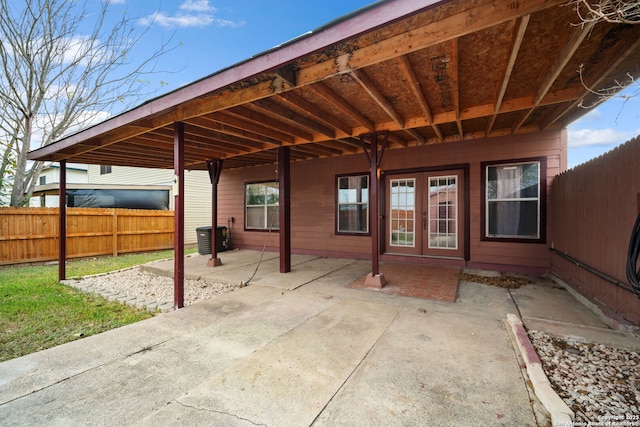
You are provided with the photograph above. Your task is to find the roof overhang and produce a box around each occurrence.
[28,0,640,170]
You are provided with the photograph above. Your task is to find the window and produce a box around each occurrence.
[245,182,279,230]
[337,175,369,234]
[39,176,46,185]
[390,178,415,247]
[100,165,112,175]
[483,159,545,241]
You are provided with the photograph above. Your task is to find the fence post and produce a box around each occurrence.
[112,209,118,257]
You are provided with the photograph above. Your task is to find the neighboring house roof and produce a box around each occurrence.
[28,0,640,170]
[32,183,172,195]
[40,162,88,173]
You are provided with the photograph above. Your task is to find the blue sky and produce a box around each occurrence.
[107,0,639,169]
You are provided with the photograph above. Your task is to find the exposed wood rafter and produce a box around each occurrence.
[307,82,375,131]
[486,15,530,135]
[396,55,443,141]
[543,27,640,129]
[351,69,425,144]
[513,21,596,133]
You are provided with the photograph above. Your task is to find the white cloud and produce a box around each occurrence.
[567,127,640,148]
[180,0,216,12]
[139,1,244,29]
[139,11,214,29]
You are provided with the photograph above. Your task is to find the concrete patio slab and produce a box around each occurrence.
[510,277,609,328]
[313,307,537,426]
[2,250,639,426]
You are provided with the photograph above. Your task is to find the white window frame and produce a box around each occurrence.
[336,174,369,234]
[245,182,279,230]
[485,161,541,240]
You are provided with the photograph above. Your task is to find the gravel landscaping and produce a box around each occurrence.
[72,267,241,311]
[529,329,640,424]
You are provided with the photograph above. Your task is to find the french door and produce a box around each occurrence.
[386,170,465,258]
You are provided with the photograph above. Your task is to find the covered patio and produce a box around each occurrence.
[141,249,462,303]
[28,0,640,309]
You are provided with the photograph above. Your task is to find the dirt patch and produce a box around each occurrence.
[458,273,531,289]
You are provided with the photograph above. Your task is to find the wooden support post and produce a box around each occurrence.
[279,147,291,273]
[360,132,388,288]
[173,122,185,309]
[206,159,223,267]
[58,160,67,282]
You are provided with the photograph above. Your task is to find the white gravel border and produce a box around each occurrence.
[507,314,640,426]
[63,266,241,313]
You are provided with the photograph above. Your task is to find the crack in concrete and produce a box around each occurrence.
[174,399,267,426]
[0,338,176,408]
[309,310,401,426]
[291,259,361,291]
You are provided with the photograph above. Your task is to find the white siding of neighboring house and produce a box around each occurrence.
[87,165,213,245]
[31,163,88,207]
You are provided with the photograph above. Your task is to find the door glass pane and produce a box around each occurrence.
[390,179,415,247]
[428,176,457,249]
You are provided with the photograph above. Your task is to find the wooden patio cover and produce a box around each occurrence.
[28,0,640,307]
[29,0,640,170]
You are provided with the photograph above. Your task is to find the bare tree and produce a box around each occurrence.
[568,0,640,25]
[568,0,640,109]
[0,0,174,206]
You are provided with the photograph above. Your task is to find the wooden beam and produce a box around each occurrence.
[544,27,640,129]
[278,147,291,273]
[58,160,67,282]
[486,15,530,135]
[237,105,315,141]
[206,159,223,267]
[277,91,353,135]
[173,122,185,310]
[307,82,375,131]
[449,38,463,138]
[214,111,296,144]
[352,69,404,127]
[252,98,336,138]
[185,116,282,147]
[537,23,596,107]
[396,55,443,141]
[513,21,595,133]
[298,0,567,86]
[274,65,297,87]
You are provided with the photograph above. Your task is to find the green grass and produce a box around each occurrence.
[0,249,196,363]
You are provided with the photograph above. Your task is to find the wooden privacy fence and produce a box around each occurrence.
[0,207,174,265]
[549,135,640,325]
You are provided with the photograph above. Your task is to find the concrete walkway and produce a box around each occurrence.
[1,250,638,426]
